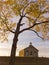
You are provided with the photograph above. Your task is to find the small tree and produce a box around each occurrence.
[0,0,49,65]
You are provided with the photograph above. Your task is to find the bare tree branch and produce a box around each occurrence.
[19,21,49,33]
[2,19,15,33]
[20,23,25,26]
[23,10,41,26]
[4,21,15,33]
[30,29,44,39]
[0,12,15,33]
[33,12,41,24]
[24,11,41,22]
[23,0,43,26]
[22,1,35,15]
[24,15,35,20]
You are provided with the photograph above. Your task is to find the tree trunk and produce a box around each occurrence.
[9,16,23,65]
[9,35,18,65]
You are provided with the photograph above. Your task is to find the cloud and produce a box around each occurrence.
[37,45,49,57]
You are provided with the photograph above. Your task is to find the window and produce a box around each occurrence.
[34,51,37,57]
[30,51,32,55]
[26,50,28,56]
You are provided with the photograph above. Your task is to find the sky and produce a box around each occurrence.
[0,16,49,57]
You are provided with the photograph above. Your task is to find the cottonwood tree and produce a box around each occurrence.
[0,0,49,65]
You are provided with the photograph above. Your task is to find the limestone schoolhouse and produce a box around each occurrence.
[19,42,38,57]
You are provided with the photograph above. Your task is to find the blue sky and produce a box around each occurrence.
[0,30,49,57]
[0,16,49,57]
[17,30,49,57]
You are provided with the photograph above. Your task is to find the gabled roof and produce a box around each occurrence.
[19,42,38,52]
[24,42,38,51]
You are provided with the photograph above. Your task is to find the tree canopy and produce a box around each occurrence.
[0,0,49,41]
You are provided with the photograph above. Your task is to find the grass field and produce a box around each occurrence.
[0,57,49,65]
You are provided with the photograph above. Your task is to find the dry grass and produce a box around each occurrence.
[0,57,49,65]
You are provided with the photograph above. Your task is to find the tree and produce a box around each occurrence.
[0,0,49,65]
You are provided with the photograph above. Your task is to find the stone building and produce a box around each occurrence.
[19,42,38,57]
